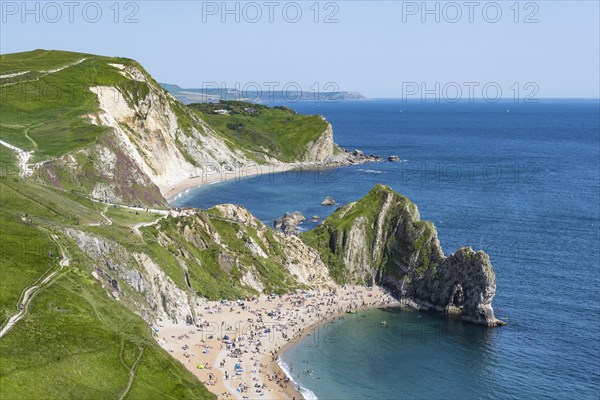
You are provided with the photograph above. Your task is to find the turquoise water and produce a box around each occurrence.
[174,100,600,399]
[280,307,503,400]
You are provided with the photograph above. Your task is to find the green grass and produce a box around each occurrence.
[0,213,58,323]
[104,206,162,226]
[0,49,91,74]
[0,50,149,162]
[189,101,328,162]
[0,266,214,400]
[0,49,341,398]
[0,164,213,398]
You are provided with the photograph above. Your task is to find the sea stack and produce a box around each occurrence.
[303,184,504,326]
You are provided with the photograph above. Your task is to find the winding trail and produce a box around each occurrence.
[0,58,87,87]
[0,234,70,339]
[131,217,163,235]
[118,346,145,400]
[89,205,113,226]
[0,139,34,177]
[23,125,39,150]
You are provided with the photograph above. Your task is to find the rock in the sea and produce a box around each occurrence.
[352,149,364,156]
[388,155,400,162]
[321,196,336,206]
[274,212,306,234]
[303,184,504,327]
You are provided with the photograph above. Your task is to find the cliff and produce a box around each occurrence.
[300,122,344,162]
[0,50,503,399]
[63,205,333,326]
[1,50,345,207]
[302,184,503,326]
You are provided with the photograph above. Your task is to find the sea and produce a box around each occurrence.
[173,99,600,399]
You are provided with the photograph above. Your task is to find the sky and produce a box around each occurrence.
[1,0,599,98]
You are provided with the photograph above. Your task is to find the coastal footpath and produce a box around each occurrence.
[0,50,502,399]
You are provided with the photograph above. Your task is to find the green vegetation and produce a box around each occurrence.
[139,212,303,300]
[104,206,162,226]
[0,266,214,400]
[302,184,435,284]
[0,51,134,160]
[189,101,328,162]
[0,168,212,398]
[0,49,341,398]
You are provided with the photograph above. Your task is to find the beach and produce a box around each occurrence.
[163,164,296,202]
[156,286,398,399]
[162,152,384,202]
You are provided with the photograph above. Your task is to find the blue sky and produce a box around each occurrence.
[1,1,599,98]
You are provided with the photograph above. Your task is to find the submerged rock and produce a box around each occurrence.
[321,196,336,206]
[302,184,504,327]
[388,155,400,162]
[274,212,306,234]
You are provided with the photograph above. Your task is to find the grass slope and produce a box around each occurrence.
[0,267,213,400]
[0,159,212,398]
[189,101,328,162]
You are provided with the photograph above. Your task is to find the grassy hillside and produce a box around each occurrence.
[1,50,129,160]
[0,163,213,398]
[0,50,339,398]
[0,129,309,399]
[189,101,328,162]
[0,267,214,400]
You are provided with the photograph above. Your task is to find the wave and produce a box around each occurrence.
[171,188,190,201]
[358,169,385,174]
[278,357,318,400]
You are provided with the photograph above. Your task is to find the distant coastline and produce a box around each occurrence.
[160,82,368,105]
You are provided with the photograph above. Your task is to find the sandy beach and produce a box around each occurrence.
[161,152,384,203]
[162,164,298,202]
[156,286,398,400]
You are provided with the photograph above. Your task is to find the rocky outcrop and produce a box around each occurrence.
[88,69,249,193]
[303,184,503,326]
[65,228,194,325]
[300,122,340,162]
[321,196,336,206]
[37,134,167,206]
[274,212,306,234]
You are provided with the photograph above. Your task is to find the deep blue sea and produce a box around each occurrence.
[173,99,600,399]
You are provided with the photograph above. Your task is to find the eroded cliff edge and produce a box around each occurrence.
[302,184,504,326]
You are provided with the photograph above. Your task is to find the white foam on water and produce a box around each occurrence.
[358,168,384,174]
[278,357,318,400]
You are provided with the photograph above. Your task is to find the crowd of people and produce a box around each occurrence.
[159,285,397,399]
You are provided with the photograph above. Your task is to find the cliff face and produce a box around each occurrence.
[303,184,503,326]
[88,69,249,191]
[4,51,346,207]
[26,59,250,206]
[66,228,196,325]
[65,205,334,326]
[300,122,342,162]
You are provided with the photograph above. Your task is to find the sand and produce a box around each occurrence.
[163,164,297,202]
[156,285,398,399]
